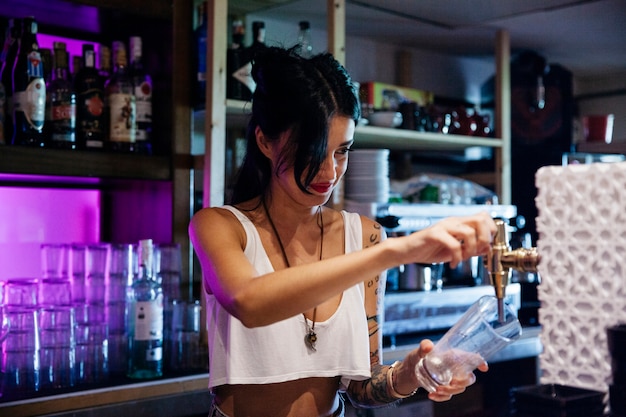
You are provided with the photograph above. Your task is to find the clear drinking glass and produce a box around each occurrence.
[154,243,182,301]
[169,300,205,372]
[108,243,135,305]
[75,322,109,385]
[38,306,76,391]
[85,243,110,306]
[1,307,41,399]
[415,295,522,393]
[70,244,87,304]
[41,243,69,279]
[4,278,39,308]
[38,278,72,307]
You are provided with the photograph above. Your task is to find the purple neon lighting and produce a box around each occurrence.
[0,187,101,280]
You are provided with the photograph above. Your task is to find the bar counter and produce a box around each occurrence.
[0,283,542,417]
[0,327,541,417]
[0,373,211,417]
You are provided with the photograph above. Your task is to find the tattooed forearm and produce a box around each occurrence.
[344,315,401,408]
[346,363,399,407]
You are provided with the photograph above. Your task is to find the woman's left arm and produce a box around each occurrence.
[345,216,408,406]
[345,216,486,407]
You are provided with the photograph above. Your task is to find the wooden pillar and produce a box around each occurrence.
[204,0,227,209]
[327,0,345,65]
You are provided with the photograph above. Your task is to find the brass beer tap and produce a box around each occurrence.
[484,218,540,322]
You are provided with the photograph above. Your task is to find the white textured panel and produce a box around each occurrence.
[535,161,626,392]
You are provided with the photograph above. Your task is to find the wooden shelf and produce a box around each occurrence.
[222,99,502,153]
[0,147,171,182]
[355,126,502,152]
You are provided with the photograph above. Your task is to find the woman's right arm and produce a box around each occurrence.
[189,208,496,327]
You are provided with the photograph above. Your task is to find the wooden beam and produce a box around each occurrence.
[327,0,345,65]
[204,0,228,208]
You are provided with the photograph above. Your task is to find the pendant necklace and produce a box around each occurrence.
[262,198,323,351]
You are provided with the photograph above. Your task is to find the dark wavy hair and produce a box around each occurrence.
[229,46,361,205]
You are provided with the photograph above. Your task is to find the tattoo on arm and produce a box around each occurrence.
[347,221,398,406]
[346,363,399,407]
[365,223,381,249]
[344,314,400,407]
[367,314,379,339]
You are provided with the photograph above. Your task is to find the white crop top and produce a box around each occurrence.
[205,206,372,390]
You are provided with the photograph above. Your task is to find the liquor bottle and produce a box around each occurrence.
[46,42,76,149]
[127,239,164,379]
[74,43,105,150]
[0,74,4,145]
[72,55,82,80]
[39,48,52,84]
[129,36,152,154]
[11,16,46,147]
[238,21,266,97]
[104,41,136,152]
[0,18,20,143]
[192,1,207,109]
[99,44,111,83]
[297,21,313,58]
[226,19,250,101]
[40,47,52,141]
[0,22,9,145]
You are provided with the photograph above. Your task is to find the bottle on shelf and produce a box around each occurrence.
[226,19,250,101]
[0,22,11,145]
[72,55,82,80]
[0,18,20,144]
[129,36,152,154]
[46,41,77,149]
[99,44,111,82]
[11,16,46,147]
[0,79,3,145]
[74,43,105,150]
[104,40,136,152]
[239,20,266,97]
[297,20,313,58]
[39,48,52,84]
[40,47,52,141]
[192,1,207,109]
[127,239,164,379]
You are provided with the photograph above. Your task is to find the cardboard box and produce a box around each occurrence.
[359,81,434,110]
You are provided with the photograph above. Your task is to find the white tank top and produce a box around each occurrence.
[205,206,372,390]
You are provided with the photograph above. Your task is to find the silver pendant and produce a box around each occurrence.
[305,331,317,351]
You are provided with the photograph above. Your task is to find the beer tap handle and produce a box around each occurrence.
[486,218,541,323]
[485,218,512,322]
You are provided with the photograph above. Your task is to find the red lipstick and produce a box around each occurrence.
[309,183,333,194]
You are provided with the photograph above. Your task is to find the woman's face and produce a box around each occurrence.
[272,116,355,207]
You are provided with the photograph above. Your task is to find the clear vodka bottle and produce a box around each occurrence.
[127,239,164,379]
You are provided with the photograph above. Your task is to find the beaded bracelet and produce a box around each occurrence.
[387,360,419,399]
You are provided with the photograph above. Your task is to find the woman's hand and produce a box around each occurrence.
[394,339,488,402]
[427,359,488,402]
[399,212,497,268]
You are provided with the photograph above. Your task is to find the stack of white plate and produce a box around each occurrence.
[344,149,390,203]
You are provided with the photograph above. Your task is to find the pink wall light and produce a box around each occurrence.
[0,187,100,280]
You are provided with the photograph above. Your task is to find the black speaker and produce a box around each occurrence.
[482,50,574,242]
[510,51,573,150]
